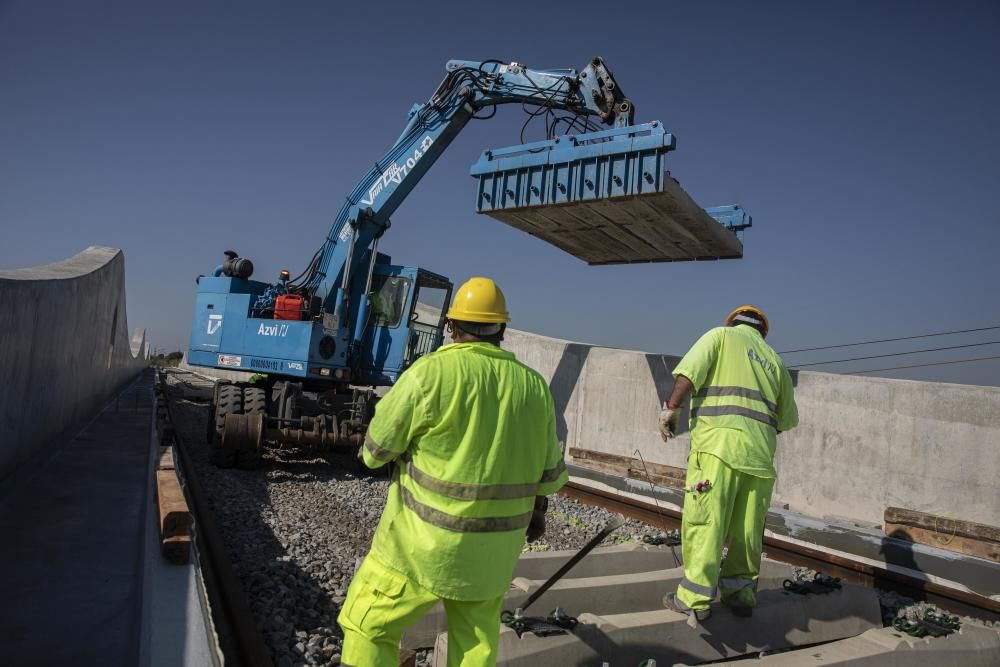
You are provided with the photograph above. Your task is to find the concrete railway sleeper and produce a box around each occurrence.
[157,369,1000,666]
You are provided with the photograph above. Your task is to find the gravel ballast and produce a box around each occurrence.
[169,397,658,666]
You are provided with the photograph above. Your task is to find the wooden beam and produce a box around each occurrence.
[569,447,685,489]
[157,446,174,470]
[884,507,1000,543]
[884,507,1000,564]
[157,469,191,537]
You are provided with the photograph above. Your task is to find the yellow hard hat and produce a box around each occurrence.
[447,277,510,324]
[726,305,769,337]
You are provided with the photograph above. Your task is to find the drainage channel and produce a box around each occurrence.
[156,371,274,667]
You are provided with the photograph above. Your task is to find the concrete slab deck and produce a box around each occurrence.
[433,583,881,666]
[405,557,792,649]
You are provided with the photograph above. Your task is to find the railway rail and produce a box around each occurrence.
[155,368,999,666]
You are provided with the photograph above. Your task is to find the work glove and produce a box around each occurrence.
[526,496,548,543]
[658,407,681,441]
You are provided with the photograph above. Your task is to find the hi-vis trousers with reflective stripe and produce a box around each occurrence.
[338,555,505,667]
[675,451,775,612]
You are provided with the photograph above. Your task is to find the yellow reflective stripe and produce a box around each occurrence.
[719,577,756,591]
[399,485,534,533]
[539,459,567,483]
[364,435,397,462]
[694,386,777,414]
[405,461,539,501]
[679,577,717,598]
[691,405,777,429]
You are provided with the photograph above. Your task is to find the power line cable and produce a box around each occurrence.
[789,340,1000,369]
[843,355,1000,376]
[779,325,1000,355]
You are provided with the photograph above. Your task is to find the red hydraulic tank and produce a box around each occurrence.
[274,294,306,321]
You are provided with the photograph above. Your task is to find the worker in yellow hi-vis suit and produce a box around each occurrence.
[338,277,568,666]
[659,306,798,621]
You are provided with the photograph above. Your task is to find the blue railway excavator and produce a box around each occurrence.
[187,57,752,467]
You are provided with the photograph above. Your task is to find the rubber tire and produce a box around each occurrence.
[211,384,243,467]
[243,386,266,416]
[236,386,267,469]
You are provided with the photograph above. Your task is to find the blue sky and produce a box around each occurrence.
[2,1,998,385]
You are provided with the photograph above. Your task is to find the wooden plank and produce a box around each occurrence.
[628,462,686,488]
[885,522,1000,563]
[569,447,630,466]
[568,447,685,489]
[157,469,192,540]
[157,445,174,470]
[884,507,1000,544]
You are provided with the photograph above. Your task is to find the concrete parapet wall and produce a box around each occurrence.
[504,329,1000,527]
[0,246,148,485]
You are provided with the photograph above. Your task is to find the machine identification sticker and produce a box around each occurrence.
[218,354,242,367]
[249,357,281,372]
[206,313,223,335]
[323,312,339,333]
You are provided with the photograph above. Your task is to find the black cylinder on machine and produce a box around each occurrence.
[222,250,254,280]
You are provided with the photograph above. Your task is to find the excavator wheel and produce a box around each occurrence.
[237,386,267,468]
[221,413,264,470]
[243,386,266,417]
[210,383,243,466]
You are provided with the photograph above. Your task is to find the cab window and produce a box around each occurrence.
[370,275,410,328]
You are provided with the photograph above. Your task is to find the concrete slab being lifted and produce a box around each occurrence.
[481,183,745,265]
[404,551,792,649]
[433,584,882,666]
[471,123,747,265]
[711,623,1000,666]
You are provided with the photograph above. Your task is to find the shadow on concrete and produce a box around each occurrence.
[571,623,702,666]
[880,528,926,602]
[696,587,875,659]
[645,353,689,436]
[549,343,592,445]
[0,373,155,666]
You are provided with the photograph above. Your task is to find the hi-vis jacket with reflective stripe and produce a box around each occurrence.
[673,325,798,478]
[362,342,568,601]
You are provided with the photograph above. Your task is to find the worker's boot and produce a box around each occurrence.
[663,593,711,623]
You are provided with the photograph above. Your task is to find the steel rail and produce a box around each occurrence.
[562,482,1000,622]
[158,373,274,667]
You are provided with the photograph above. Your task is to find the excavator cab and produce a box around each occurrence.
[404,270,452,367]
[356,266,452,385]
